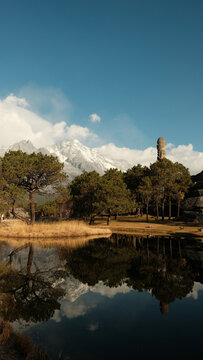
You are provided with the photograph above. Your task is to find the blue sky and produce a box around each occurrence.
[0,0,203,152]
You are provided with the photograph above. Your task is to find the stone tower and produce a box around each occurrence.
[157,137,166,160]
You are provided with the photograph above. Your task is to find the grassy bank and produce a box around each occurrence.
[0,317,48,360]
[0,220,111,239]
[1,216,202,240]
[94,215,203,237]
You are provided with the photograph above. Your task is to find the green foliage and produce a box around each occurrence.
[55,184,71,217]
[123,159,192,219]
[150,159,192,218]
[0,161,27,213]
[137,176,153,221]
[150,158,177,197]
[70,169,133,221]
[70,171,101,218]
[124,164,149,212]
[4,184,27,208]
[138,176,153,203]
[38,201,58,217]
[0,149,192,222]
[173,162,192,198]
[1,150,67,193]
[38,186,71,218]
[100,169,133,215]
[1,151,67,223]
[124,164,149,191]
[1,150,29,186]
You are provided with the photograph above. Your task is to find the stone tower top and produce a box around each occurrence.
[157,137,166,160]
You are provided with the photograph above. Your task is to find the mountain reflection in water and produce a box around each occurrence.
[0,234,202,360]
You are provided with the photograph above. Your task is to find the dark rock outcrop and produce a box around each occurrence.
[183,171,203,221]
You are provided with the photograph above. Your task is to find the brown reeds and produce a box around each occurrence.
[0,317,48,359]
[0,220,111,239]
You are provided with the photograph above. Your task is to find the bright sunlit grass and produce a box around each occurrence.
[0,220,111,239]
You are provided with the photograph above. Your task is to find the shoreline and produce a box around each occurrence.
[94,215,203,238]
[0,216,202,240]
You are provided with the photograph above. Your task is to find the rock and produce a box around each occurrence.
[183,170,203,221]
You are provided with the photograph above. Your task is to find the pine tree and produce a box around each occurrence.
[1,151,67,223]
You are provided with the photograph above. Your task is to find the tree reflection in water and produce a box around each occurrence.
[0,243,66,323]
[58,234,202,315]
[0,235,202,323]
[0,235,202,359]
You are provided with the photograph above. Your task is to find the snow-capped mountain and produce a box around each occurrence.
[0,139,132,181]
[10,140,49,155]
[0,140,49,156]
[47,140,131,177]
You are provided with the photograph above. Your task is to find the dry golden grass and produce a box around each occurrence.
[0,220,111,239]
[0,318,12,344]
[0,317,48,359]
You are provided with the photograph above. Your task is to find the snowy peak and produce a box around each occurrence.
[9,140,49,155]
[0,139,132,180]
[47,139,127,175]
[10,140,38,154]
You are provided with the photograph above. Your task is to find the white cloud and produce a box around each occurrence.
[95,143,203,175]
[53,298,96,320]
[89,113,101,123]
[66,124,97,141]
[0,90,202,175]
[90,281,132,298]
[166,144,203,174]
[0,93,97,148]
[4,94,28,107]
[52,277,133,322]
[95,143,157,167]
[186,282,203,300]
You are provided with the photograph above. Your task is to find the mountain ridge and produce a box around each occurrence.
[0,139,132,181]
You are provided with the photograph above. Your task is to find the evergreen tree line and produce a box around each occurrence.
[0,151,192,224]
[69,158,192,223]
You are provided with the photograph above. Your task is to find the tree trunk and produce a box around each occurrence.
[168,197,171,220]
[8,244,29,265]
[59,203,63,218]
[146,203,149,223]
[29,191,35,224]
[114,213,118,220]
[170,239,172,257]
[178,239,182,258]
[27,244,34,275]
[161,201,165,221]
[156,201,159,220]
[177,199,180,217]
[107,215,110,225]
[11,200,16,218]
[89,216,95,225]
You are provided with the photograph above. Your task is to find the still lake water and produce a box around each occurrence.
[0,234,202,360]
